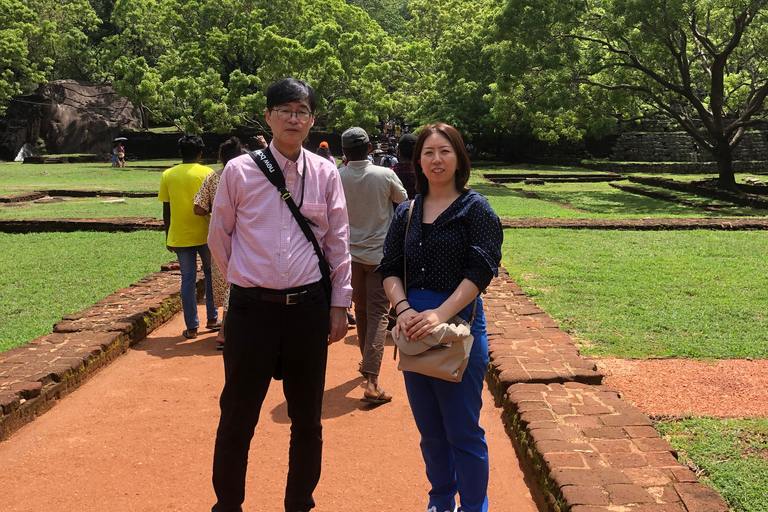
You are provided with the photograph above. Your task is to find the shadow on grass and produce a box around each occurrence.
[538,189,765,217]
[472,177,760,218]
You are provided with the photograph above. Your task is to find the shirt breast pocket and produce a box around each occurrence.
[300,203,328,236]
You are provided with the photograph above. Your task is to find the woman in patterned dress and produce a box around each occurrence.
[194,136,244,348]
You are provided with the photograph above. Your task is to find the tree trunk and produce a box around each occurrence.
[140,105,149,131]
[714,149,738,192]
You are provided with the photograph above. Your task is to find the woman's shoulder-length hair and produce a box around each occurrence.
[413,123,471,195]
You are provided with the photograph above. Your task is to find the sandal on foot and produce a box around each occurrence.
[182,329,197,339]
[205,320,222,331]
[361,390,392,404]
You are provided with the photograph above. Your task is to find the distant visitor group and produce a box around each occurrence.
[156,77,503,512]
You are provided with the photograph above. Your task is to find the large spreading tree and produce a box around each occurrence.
[495,0,768,190]
[107,0,403,134]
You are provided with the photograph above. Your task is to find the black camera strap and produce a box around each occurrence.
[247,147,332,299]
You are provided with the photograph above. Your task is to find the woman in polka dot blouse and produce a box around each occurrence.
[377,123,503,512]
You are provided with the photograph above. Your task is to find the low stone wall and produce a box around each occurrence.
[0,190,157,203]
[607,131,768,162]
[23,155,105,164]
[500,217,768,230]
[627,176,768,209]
[0,218,163,233]
[0,191,47,203]
[585,160,768,175]
[0,264,203,441]
[483,270,729,512]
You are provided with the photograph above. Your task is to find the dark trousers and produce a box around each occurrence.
[351,261,390,376]
[211,282,330,512]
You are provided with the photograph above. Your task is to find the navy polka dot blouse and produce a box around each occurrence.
[377,190,503,293]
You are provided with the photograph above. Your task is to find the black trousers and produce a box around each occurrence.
[211,282,330,512]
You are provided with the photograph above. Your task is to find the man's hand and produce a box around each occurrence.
[328,307,348,344]
[166,245,175,253]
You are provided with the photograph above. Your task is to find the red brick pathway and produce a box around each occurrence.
[0,264,197,441]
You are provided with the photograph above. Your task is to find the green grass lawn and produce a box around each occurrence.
[501,229,768,359]
[0,196,163,220]
[656,418,768,512]
[0,160,192,195]
[471,171,768,219]
[0,231,174,352]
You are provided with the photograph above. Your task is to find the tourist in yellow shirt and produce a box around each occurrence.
[158,134,220,339]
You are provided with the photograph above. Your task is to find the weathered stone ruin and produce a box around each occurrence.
[0,80,142,161]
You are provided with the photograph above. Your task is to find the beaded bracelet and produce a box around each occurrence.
[396,306,414,317]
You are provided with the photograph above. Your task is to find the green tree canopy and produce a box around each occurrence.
[494,0,768,189]
[105,0,404,133]
[0,0,52,114]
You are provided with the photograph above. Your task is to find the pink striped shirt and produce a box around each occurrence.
[208,142,352,308]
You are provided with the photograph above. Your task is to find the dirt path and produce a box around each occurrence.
[0,305,541,512]
[593,357,768,418]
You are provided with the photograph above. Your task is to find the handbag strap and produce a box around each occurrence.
[247,147,332,293]
[402,200,415,291]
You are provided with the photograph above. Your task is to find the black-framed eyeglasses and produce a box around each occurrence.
[270,108,312,122]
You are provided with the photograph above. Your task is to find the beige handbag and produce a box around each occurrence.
[391,201,476,382]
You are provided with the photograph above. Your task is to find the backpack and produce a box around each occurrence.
[381,156,394,167]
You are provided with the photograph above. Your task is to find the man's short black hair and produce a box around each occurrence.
[219,136,243,166]
[398,133,417,160]
[266,78,317,113]
[178,134,205,161]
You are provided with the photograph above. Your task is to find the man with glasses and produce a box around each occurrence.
[208,77,352,512]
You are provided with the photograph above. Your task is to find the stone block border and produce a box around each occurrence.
[0,263,202,442]
[0,189,156,203]
[500,217,768,230]
[483,269,729,512]
[0,217,163,233]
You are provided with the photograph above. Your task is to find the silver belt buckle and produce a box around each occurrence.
[285,292,301,305]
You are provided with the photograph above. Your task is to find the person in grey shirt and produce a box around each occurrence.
[338,126,407,404]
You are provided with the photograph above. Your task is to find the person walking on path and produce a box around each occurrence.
[117,141,126,167]
[380,146,398,168]
[193,136,244,349]
[158,134,219,340]
[207,77,352,512]
[339,126,407,404]
[111,142,121,167]
[378,123,503,512]
[392,133,418,199]
[316,141,336,167]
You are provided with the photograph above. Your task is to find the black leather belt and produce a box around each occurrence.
[232,282,322,305]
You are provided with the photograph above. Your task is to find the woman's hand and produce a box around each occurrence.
[404,309,445,340]
[394,308,418,341]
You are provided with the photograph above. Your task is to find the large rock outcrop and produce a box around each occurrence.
[0,80,142,161]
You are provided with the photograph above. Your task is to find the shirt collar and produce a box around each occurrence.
[346,159,370,169]
[269,141,306,177]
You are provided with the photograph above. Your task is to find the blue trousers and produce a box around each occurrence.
[403,288,490,512]
[175,244,217,330]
